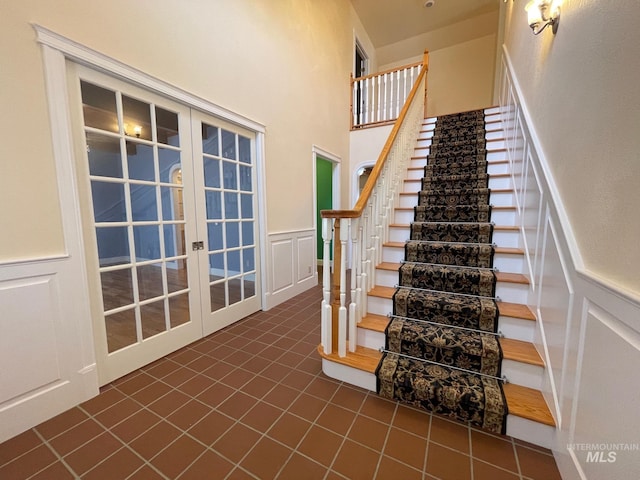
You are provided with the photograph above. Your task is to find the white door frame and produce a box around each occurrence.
[34,25,268,384]
[312,145,341,267]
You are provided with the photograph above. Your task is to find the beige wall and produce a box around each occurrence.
[502,0,640,294]
[378,12,499,118]
[0,0,358,261]
[426,35,497,117]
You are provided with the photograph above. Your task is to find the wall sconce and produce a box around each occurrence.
[525,0,560,35]
[133,125,142,138]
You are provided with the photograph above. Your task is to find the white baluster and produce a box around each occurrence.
[338,218,348,357]
[383,73,388,121]
[349,217,359,352]
[396,70,401,118]
[352,80,358,127]
[321,217,332,354]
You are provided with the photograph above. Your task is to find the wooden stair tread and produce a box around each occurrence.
[498,301,536,321]
[317,344,381,373]
[378,262,400,271]
[495,246,524,255]
[383,241,405,248]
[319,344,555,426]
[503,383,556,426]
[359,314,389,332]
[496,272,529,285]
[369,285,397,298]
[500,338,544,366]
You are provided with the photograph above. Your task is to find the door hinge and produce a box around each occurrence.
[192,241,204,251]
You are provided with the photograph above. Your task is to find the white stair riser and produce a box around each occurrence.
[399,194,418,208]
[493,229,520,248]
[497,316,534,343]
[488,163,509,174]
[410,158,428,169]
[418,131,434,140]
[320,361,554,449]
[357,327,543,391]
[487,140,505,150]
[321,360,377,391]
[491,209,516,226]
[416,139,432,149]
[487,151,507,162]
[496,281,529,304]
[485,130,504,141]
[502,360,544,391]
[357,328,385,351]
[505,415,554,450]
[489,191,514,207]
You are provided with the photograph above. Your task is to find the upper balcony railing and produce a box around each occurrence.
[351,61,423,129]
[320,51,429,358]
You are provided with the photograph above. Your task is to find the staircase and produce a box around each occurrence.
[319,107,556,448]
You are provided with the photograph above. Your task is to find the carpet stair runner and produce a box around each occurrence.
[375,109,509,434]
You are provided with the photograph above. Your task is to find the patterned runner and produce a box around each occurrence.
[376,109,508,434]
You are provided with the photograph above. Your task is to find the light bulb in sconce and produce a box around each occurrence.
[525,0,560,35]
[133,125,142,138]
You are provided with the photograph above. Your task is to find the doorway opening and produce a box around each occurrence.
[313,147,340,273]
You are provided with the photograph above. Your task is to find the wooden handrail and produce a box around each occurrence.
[351,61,422,83]
[323,50,429,220]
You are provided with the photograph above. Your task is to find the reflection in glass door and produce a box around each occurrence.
[79,76,201,375]
[193,112,261,335]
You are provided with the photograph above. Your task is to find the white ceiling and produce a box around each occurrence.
[350,0,501,48]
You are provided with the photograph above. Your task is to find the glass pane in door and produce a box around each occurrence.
[81,81,192,353]
[201,125,257,315]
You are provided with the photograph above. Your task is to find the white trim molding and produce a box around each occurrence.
[499,46,640,480]
[33,25,266,134]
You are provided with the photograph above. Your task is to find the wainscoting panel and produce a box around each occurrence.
[0,274,62,404]
[0,256,98,443]
[265,229,318,310]
[501,47,640,480]
[572,301,640,479]
[536,214,574,428]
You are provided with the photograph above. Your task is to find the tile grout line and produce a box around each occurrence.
[26,428,78,480]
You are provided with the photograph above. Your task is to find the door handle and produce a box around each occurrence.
[192,241,204,251]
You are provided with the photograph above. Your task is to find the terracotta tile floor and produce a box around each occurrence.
[0,285,562,479]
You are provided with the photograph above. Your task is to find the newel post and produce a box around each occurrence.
[321,217,332,354]
[330,218,342,353]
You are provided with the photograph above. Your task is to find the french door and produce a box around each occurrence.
[73,66,261,383]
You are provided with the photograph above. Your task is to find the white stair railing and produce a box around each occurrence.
[321,51,429,358]
[351,61,422,129]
